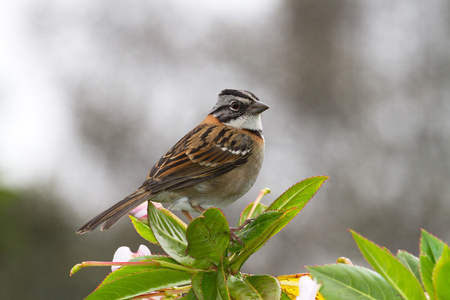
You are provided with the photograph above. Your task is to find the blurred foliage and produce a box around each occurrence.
[0,185,97,298]
[0,185,161,299]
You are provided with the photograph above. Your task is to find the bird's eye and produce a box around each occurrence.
[230,101,240,111]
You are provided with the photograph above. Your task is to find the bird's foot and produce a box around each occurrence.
[230,218,254,232]
[229,218,255,246]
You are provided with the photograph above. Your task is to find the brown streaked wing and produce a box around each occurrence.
[143,124,253,192]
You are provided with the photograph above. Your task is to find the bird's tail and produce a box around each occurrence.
[76,188,153,234]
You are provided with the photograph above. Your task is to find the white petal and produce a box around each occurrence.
[137,245,151,256]
[297,276,321,300]
[112,246,133,271]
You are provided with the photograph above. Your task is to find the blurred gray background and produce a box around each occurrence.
[1,0,450,298]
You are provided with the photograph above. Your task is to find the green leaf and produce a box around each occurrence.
[191,271,213,300]
[267,176,328,211]
[246,275,281,300]
[238,201,268,227]
[217,258,231,300]
[147,202,205,268]
[186,208,230,266]
[183,289,199,300]
[307,264,402,300]
[191,267,231,300]
[396,250,421,282]
[421,230,446,264]
[229,177,328,270]
[227,274,281,300]
[351,231,427,300]
[420,255,435,299]
[129,215,158,244]
[433,244,450,300]
[99,256,179,287]
[420,230,446,298]
[87,260,191,300]
[229,210,284,253]
[230,208,300,272]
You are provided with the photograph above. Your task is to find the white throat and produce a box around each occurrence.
[224,114,263,131]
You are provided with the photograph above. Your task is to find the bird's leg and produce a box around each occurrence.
[191,203,206,214]
[182,203,205,222]
[229,231,244,246]
[229,218,256,246]
[230,218,255,232]
[181,210,194,222]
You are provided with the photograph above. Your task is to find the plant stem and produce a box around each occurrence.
[70,259,199,276]
[246,188,271,220]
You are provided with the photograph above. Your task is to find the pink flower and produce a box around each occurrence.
[111,245,151,271]
[130,202,149,219]
[129,201,164,220]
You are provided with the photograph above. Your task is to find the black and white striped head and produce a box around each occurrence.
[210,89,269,131]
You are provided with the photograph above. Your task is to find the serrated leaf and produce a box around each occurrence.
[147,202,204,268]
[86,262,191,300]
[191,269,230,300]
[420,230,446,298]
[246,275,281,300]
[420,255,435,299]
[99,256,177,287]
[433,245,450,300]
[183,289,199,300]
[129,215,158,244]
[230,208,300,272]
[351,231,427,300]
[238,201,268,227]
[227,274,281,300]
[307,264,401,300]
[229,177,328,270]
[396,250,420,282]
[217,258,231,300]
[229,210,284,253]
[267,176,328,211]
[191,271,211,300]
[421,230,446,264]
[186,208,230,266]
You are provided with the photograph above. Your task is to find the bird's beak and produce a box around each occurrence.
[248,101,269,114]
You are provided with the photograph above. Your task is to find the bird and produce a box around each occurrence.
[76,89,269,234]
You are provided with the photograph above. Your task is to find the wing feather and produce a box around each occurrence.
[144,124,253,192]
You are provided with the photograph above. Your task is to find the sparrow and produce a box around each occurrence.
[76,89,269,234]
